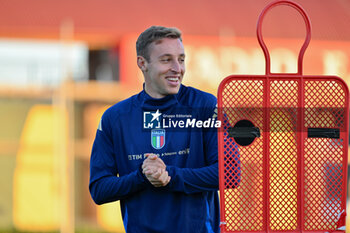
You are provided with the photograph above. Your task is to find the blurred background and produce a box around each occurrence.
[0,0,350,232]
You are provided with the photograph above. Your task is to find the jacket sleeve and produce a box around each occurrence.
[89,113,147,205]
[166,162,218,194]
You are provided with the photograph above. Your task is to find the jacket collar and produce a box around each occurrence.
[139,84,184,110]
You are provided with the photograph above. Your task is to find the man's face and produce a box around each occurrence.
[139,38,185,99]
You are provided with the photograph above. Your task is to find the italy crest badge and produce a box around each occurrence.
[151,129,165,149]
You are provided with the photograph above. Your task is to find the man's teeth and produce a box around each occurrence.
[168,78,178,81]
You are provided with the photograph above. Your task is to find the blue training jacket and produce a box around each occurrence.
[89,84,220,233]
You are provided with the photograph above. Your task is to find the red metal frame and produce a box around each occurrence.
[218,1,349,232]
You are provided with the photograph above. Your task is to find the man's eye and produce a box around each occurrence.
[161,58,171,62]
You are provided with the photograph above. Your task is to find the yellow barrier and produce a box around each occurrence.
[13,105,61,231]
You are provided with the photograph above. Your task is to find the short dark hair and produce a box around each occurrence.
[136,26,182,61]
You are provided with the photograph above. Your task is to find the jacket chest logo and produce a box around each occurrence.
[143,109,162,129]
[151,129,165,149]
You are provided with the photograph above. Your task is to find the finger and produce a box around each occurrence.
[149,180,164,187]
[149,178,169,187]
[150,158,166,169]
[143,156,159,166]
[163,176,171,186]
[142,161,150,173]
[145,154,164,164]
[148,154,157,160]
[157,175,170,187]
[143,162,162,172]
[145,170,167,184]
[144,159,166,172]
[158,171,169,184]
[146,175,164,186]
[155,157,166,165]
[144,168,157,176]
[144,173,156,181]
[142,158,157,170]
[143,168,150,175]
[142,158,153,170]
[151,169,162,179]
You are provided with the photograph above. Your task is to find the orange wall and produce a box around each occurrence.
[119,34,350,95]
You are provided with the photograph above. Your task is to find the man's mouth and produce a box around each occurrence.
[166,77,180,85]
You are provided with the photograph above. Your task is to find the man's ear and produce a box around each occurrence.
[137,56,148,72]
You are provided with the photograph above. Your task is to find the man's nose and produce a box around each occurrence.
[171,60,181,73]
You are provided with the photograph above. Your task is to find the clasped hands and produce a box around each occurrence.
[142,154,171,187]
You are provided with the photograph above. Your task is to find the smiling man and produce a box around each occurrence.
[89,26,221,233]
[137,29,185,98]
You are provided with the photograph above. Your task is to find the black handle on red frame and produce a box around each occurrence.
[256,0,311,75]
